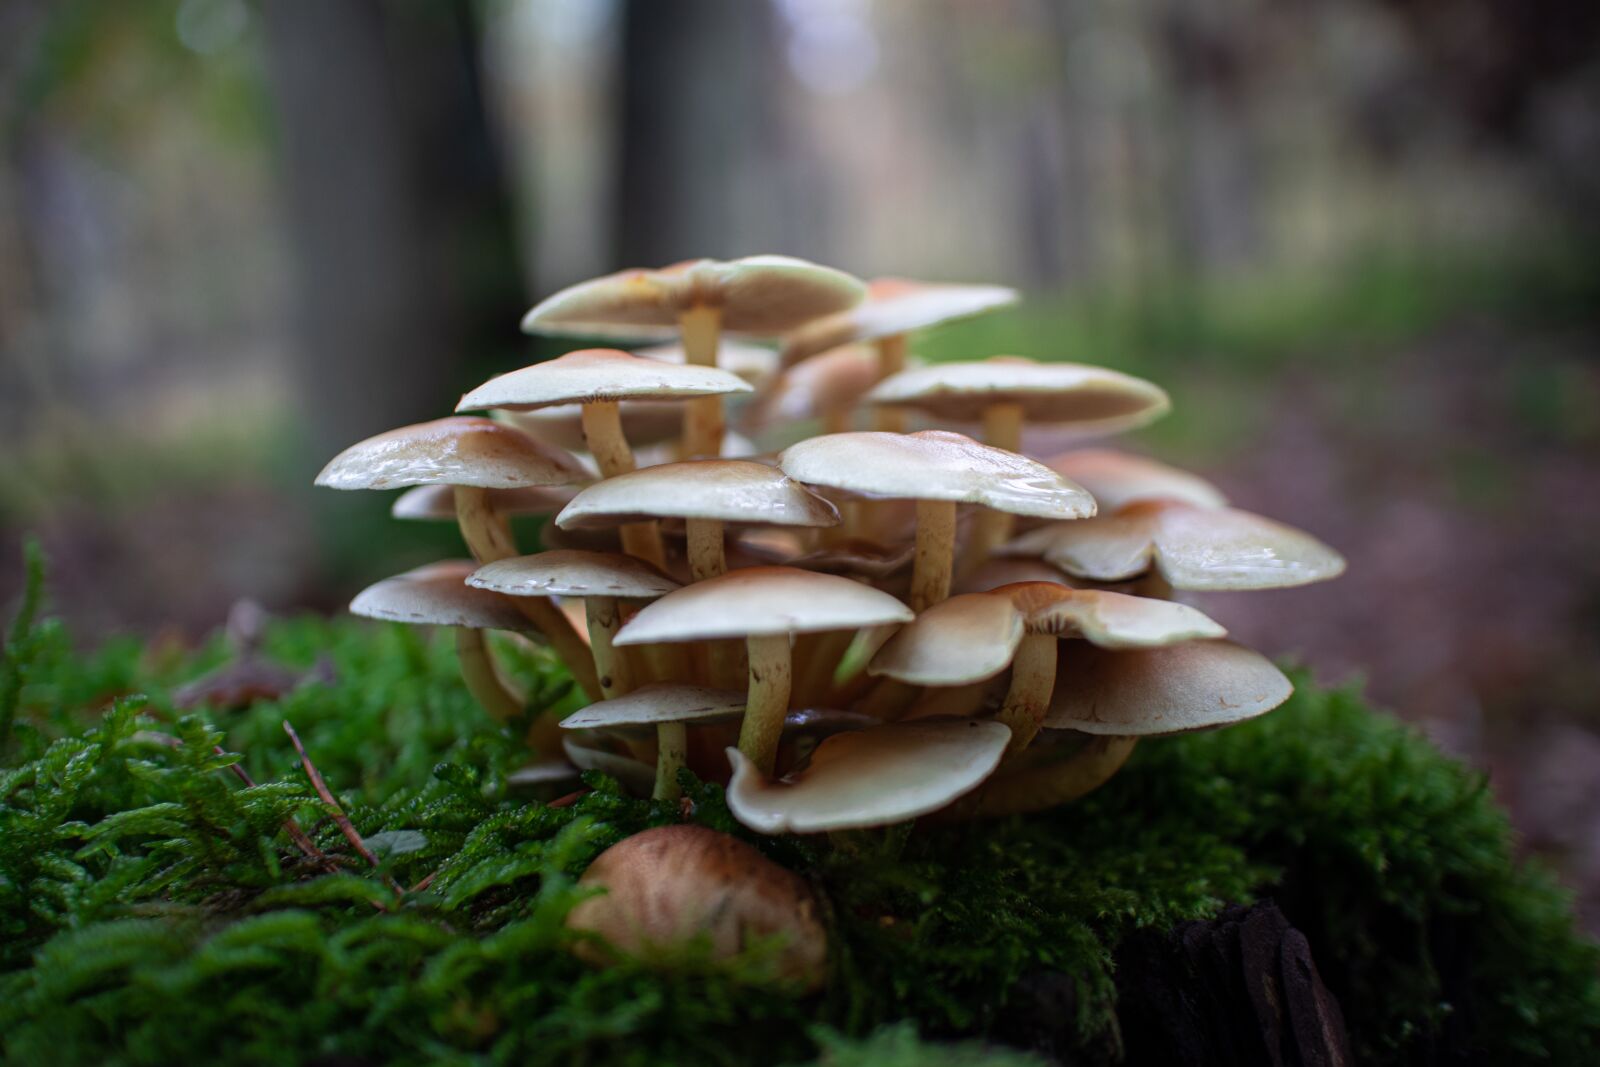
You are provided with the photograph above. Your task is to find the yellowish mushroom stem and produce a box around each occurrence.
[454,626,523,722]
[685,517,745,688]
[580,401,667,570]
[911,498,957,612]
[871,334,909,432]
[965,401,1025,571]
[995,633,1056,754]
[583,596,634,701]
[957,735,1139,818]
[678,304,724,458]
[653,721,688,801]
[454,485,602,702]
[736,633,792,777]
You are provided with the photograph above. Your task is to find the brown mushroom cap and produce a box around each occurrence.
[954,557,1078,594]
[867,357,1170,432]
[556,460,840,529]
[995,583,1226,648]
[868,593,1025,685]
[1010,500,1346,590]
[391,483,574,522]
[522,256,866,336]
[315,416,590,491]
[566,825,827,989]
[746,344,881,426]
[457,348,753,413]
[780,279,1019,367]
[349,560,532,631]
[1042,639,1293,735]
[1044,448,1227,512]
[614,566,913,644]
[779,430,1096,519]
[467,549,679,600]
[558,684,747,730]
[725,719,1012,833]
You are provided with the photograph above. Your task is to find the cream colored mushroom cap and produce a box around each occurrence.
[556,460,839,529]
[562,736,657,795]
[457,348,752,413]
[635,339,780,386]
[522,255,866,335]
[868,593,1024,685]
[467,549,679,600]
[779,430,1096,519]
[747,344,880,425]
[615,566,913,644]
[349,560,532,631]
[1043,640,1293,735]
[390,483,573,522]
[868,357,1170,431]
[1045,449,1227,512]
[954,558,1077,594]
[994,583,1226,648]
[1014,500,1346,590]
[315,416,590,491]
[559,684,746,730]
[780,279,1019,367]
[725,719,1012,833]
[494,403,684,452]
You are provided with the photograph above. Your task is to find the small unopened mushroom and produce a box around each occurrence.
[724,718,1011,833]
[779,430,1095,611]
[522,256,865,458]
[1043,448,1227,513]
[780,278,1019,431]
[614,566,912,775]
[316,416,600,699]
[1007,499,1347,591]
[567,825,827,990]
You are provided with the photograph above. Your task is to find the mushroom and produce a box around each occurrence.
[745,343,881,439]
[724,718,1012,833]
[316,416,600,699]
[458,348,753,569]
[634,339,780,389]
[349,561,549,748]
[566,825,827,990]
[866,357,1170,565]
[390,483,574,522]
[1006,499,1347,592]
[778,430,1095,611]
[613,566,913,775]
[1043,448,1227,513]
[521,256,866,459]
[780,278,1020,431]
[558,682,743,800]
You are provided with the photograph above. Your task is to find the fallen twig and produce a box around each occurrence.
[282,720,402,896]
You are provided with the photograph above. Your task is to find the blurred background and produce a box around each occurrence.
[2,0,1598,922]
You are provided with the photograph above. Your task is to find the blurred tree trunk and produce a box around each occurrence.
[260,0,525,457]
[613,0,791,266]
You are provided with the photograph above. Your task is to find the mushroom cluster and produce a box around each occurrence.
[317,254,1345,833]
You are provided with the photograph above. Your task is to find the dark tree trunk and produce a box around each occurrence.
[260,0,525,459]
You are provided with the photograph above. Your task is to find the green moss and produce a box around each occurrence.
[1,553,1596,1065]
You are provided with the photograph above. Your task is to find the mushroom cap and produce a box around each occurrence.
[746,344,881,425]
[566,825,827,990]
[867,357,1170,431]
[868,593,1025,685]
[1042,639,1293,735]
[457,348,753,413]
[562,736,659,796]
[954,557,1077,594]
[467,549,679,600]
[634,339,780,386]
[614,566,913,644]
[556,460,840,529]
[559,684,747,730]
[1012,500,1346,590]
[522,255,866,336]
[390,483,574,522]
[725,719,1012,833]
[495,402,685,452]
[780,279,1019,367]
[349,560,532,631]
[994,583,1227,647]
[779,430,1096,519]
[315,416,590,491]
[1045,448,1227,512]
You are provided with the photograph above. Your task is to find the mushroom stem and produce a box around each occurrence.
[678,304,725,458]
[910,498,958,612]
[964,401,1026,570]
[737,633,792,776]
[954,735,1138,819]
[685,518,726,582]
[454,486,602,701]
[653,721,688,801]
[580,401,666,570]
[583,596,634,701]
[454,626,524,722]
[995,633,1056,754]
[871,334,909,432]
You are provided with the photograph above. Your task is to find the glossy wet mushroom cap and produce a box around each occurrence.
[349,560,533,631]
[1044,448,1227,512]
[995,583,1227,648]
[556,460,840,529]
[868,357,1170,435]
[868,593,1025,685]
[558,684,747,731]
[614,566,913,644]
[467,549,679,600]
[456,348,752,412]
[780,279,1019,368]
[315,416,590,491]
